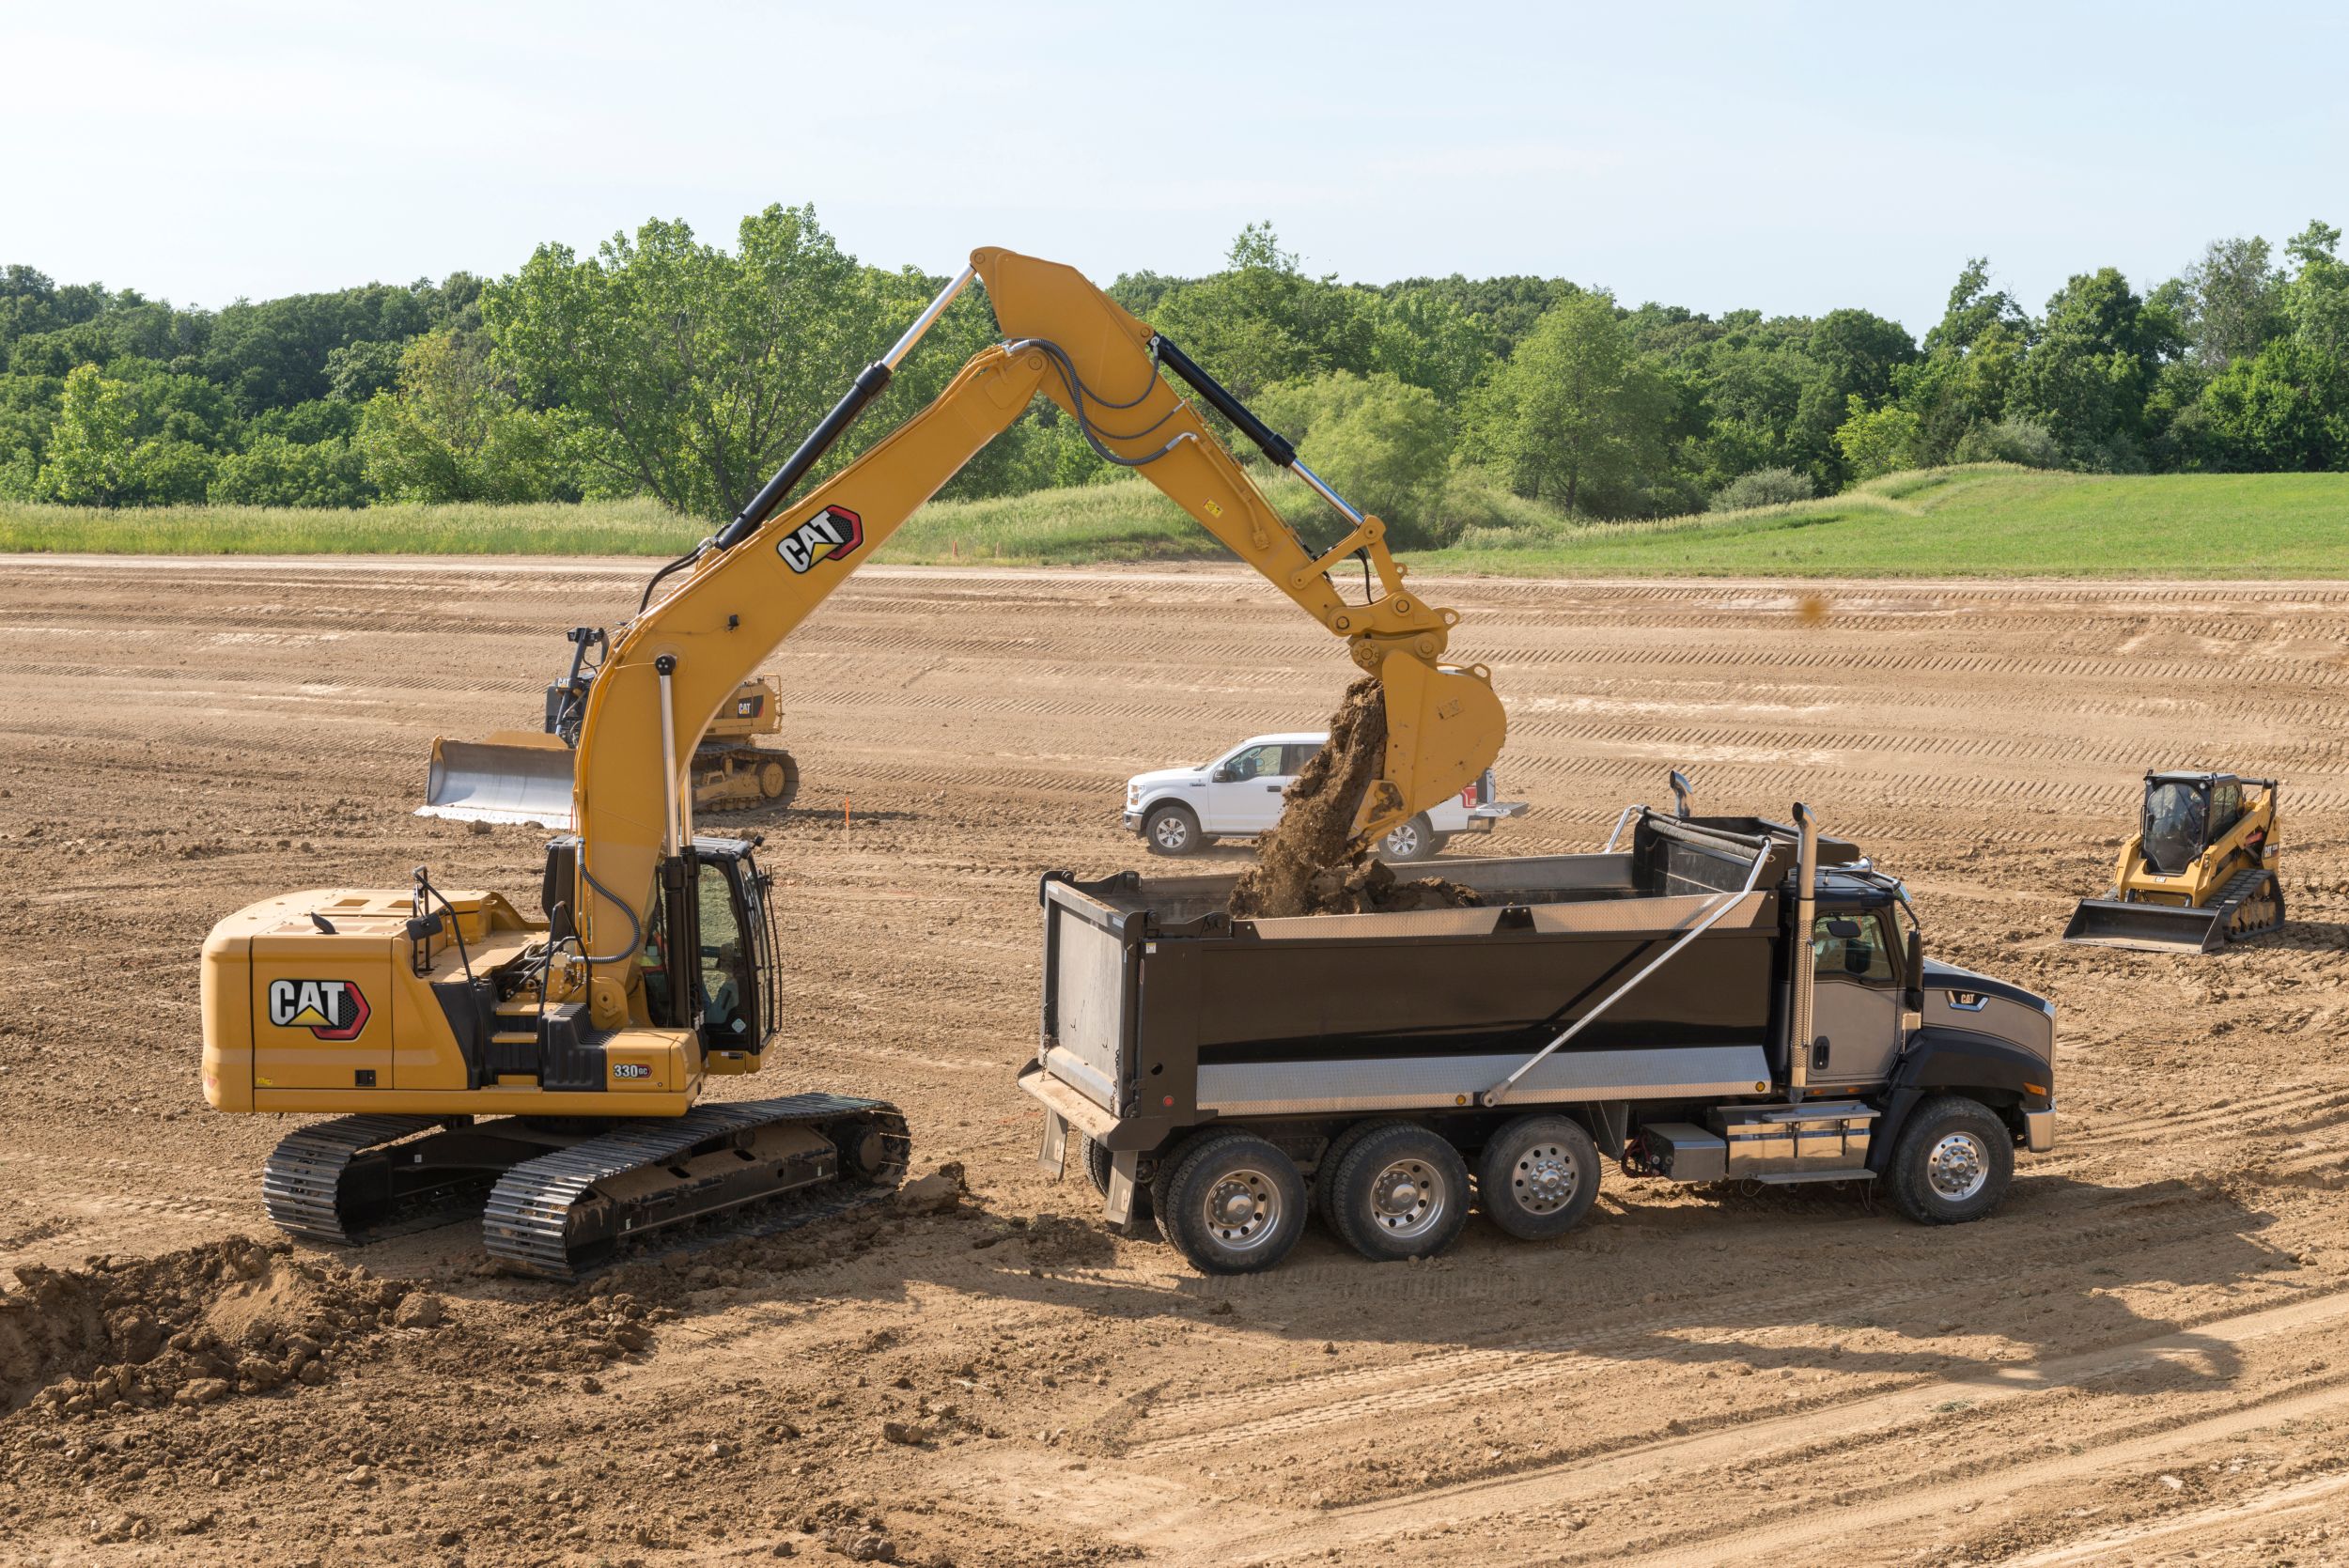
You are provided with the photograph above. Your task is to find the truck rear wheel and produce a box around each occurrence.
[1159,1132,1308,1275]
[1886,1095,2013,1226]
[1145,803,1206,857]
[1314,1120,1384,1232]
[1476,1115,1600,1240]
[1078,1130,1156,1238]
[1329,1123,1471,1263]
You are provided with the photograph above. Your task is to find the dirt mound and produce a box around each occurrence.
[1,1236,397,1420]
[1227,675,1481,919]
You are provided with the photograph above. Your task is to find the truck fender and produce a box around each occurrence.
[1867,1029,2053,1172]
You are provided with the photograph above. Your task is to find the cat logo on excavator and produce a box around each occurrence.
[267,978,371,1040]
[777,505,865,574]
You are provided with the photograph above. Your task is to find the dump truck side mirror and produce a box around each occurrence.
[1904,928,1924,1012]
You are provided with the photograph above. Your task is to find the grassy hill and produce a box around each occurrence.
[4,465,2346,576]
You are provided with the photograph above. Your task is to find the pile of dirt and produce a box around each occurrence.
[1227,675,1482,919]
[1,1236,401,1421]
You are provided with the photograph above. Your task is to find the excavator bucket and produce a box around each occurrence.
[1366,654,1508,836]
[417,731,577,830]
[2061,897,2227,955]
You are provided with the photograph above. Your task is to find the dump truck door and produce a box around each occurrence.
[1807,910,1905,1090]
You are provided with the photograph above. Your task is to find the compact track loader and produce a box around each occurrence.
[2063,771,2285,954]
[202,247,1508,1280]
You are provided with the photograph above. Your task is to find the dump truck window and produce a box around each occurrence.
[697,863,753,1044]
[1814,913,1895,983]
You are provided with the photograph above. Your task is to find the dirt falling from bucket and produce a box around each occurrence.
[1227,675,1482,919]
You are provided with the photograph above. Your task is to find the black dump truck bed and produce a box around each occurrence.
[1034,815,1863,1148]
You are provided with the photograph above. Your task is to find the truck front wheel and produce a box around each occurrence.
[1378,815,1441,863]
[1330,1123,1471,1263]
[1144,803,1206,857]
[1477,1115,1600,1240]
[1886,1095,2014,1225]
[1159,1132,1308,1275]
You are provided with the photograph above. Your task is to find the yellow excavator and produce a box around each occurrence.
[200,248,1508,1279]
[2063,770,2285,953]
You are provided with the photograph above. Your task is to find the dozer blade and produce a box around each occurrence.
[1363,654,1508,839]
[2062,897,2226,955]
[417,730,577,830]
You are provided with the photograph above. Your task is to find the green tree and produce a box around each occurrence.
[36,364,137,504]
[1255,370,1453,544]
[1462,291,1671,515]
[485,204,896,518]
[355,332,563,503]
[2281,220,2349,360]
[210,433,371,506]
[1831,395,1923,479]
[2181,236,2284,370]
[2007,268,2164,467]
[1147,224,1374,398]
[2195,337,2346,470]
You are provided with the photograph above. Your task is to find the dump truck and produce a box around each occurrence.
[2063,770,2284,954]
[1022,789,2057,1274]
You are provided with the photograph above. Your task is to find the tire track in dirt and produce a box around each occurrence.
[1145,1287,2349,1565]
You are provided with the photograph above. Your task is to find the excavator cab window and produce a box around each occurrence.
[696,862,754,1047]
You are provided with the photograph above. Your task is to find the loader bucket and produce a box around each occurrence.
[417,731,577,830]
[2061,897,2226,955]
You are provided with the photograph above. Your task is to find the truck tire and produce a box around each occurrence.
[1078,1130,1156,1237]
[1144,803,1206,857]
[1157,1131,1308,1275]
[1313,1120,1384,1232]
[1329,1123,1471,1263]
[1476,1115,1600,1241]
[1886,1095,2014,1226]
[1378,815,1439,863]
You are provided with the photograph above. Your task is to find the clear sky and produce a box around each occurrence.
[8,0,2344,335]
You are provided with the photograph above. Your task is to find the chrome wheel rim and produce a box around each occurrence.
[1925,1131,1989,1202]
[1510,1141,1579,1216]
[1153,815,1189,850]
[1204,1168,1282,1251]
[1383,823,1421,858]
[1369,1157,1446,1238]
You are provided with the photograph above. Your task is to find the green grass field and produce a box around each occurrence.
[4,465,2346,576]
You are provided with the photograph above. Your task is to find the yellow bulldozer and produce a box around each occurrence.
[2063,770,2285,954]
[692,676,801,812]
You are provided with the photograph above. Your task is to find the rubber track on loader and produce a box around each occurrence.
[261,1112,455,1245]
[480,1094,908,1282]
[2209,866,2285,944]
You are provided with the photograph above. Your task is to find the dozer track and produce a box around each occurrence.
[261,1095,908,1281]
[2209,866,2286,944]
[694,744,801,813]
[482,1094,907,1281]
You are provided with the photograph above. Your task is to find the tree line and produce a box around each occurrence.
[4,207,2345,543]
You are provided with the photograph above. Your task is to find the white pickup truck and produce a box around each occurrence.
[1122,731,1528,862]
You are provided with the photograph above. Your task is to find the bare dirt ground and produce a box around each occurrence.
[3,556,2348,1567]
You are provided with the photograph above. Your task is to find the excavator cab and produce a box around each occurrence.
[2064,770,2283,953]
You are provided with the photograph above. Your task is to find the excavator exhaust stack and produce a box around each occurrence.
[419,731,577,830]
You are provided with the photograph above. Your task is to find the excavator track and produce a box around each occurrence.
[262,1113,490,1246]
[482,1094,908,1281]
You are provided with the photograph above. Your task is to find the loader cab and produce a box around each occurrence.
[637,836,778,1059]
[2140,771,2240,877]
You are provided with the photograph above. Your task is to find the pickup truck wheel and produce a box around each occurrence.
[1887,1095,2013,1226]
[1378,815,1439,863]
[1159,1132,1308,1275]
[1330,1123,1471,1263]
[1144,803,1205,857]
[1477,1115,1600,1240]
[1078,1130,1156,1236]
